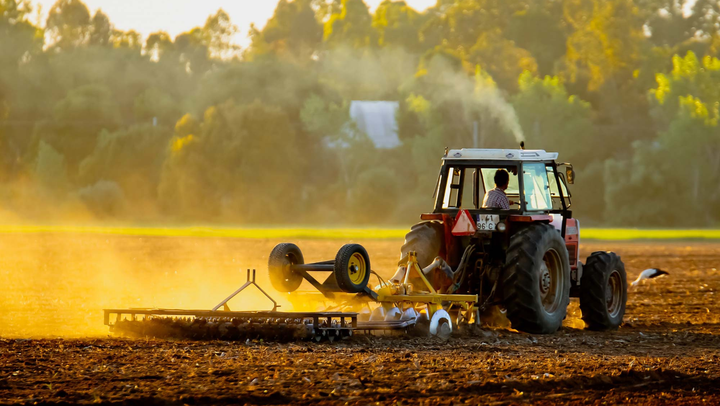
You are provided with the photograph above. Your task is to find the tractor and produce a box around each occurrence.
[389,148,628,334]
[104,147,628,340]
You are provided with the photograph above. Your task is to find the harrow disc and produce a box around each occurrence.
[106,310,358,342]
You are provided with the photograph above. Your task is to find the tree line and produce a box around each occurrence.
[1,0,718,226]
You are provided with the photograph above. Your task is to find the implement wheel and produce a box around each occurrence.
[501,223,571,334]
[580,251,627,330]
[268,243,304,292]
[334,244,371,293]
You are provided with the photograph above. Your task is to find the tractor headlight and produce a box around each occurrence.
[497,222,507,232]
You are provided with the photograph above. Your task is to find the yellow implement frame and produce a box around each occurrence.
[375,251,477,319]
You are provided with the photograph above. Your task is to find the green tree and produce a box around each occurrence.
[419,0,527,51]
[300,93,374,187]
[638,0,720,49]
[506,1,567,76]
[202,9,239,59]
[79,124,172,204]
[249,0,322,61]
[324,0,376,48]
[605,51,720,226]
[77,180,125,216]
[87,9,111,47]
[605,97,720,226]
[563,0,644,91]
[111,29,142,51]
[159,101,303,222]
[173,28,210,75]
[348,167,399,223]
[467,31,538,92]
[46,0,91,50]
[651,51,720,128]
[146,31,174,61]
[372,0,422,51]
[0,0,43,178]
[512,71,595,162]
[39,84,121,172]
[35,141,68,194]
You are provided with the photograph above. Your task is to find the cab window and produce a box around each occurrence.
[442,166,521,210]
[480,168,519,195]
[546,166,571,208]
[442,167,463,209]
[522,163,552,211]
[442,167,479,209]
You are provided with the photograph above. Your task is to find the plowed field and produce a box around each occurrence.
[1,234,719,405]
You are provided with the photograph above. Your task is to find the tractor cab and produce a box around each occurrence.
[431,148,573,230]
[421,149,578,262]
[415,148,582,303]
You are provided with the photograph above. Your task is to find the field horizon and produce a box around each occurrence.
[0,224,719,240]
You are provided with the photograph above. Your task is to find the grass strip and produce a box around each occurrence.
[0,225,719,240]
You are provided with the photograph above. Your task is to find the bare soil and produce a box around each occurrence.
[1,236,720,405]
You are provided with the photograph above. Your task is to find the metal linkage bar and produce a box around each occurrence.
[212,269,279,312]
[292,263,335,272]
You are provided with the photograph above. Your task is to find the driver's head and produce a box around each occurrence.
[494,169,510,189]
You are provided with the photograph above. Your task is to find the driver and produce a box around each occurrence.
[482,169,515,209]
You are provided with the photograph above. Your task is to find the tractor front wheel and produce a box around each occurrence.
[580,251,627,330]
[501,223,571,334]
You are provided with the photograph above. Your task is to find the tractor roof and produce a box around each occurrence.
[443,148,559,162]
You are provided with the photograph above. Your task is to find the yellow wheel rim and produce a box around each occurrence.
[348,252,367,285]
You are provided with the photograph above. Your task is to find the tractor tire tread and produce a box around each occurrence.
[580,251,627,331]
[501,223,571,334]
[398,221,445,268]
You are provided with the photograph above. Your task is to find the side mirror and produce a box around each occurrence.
[565,165,575,184]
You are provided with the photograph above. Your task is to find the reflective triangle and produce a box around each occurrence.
[451,209,477,236]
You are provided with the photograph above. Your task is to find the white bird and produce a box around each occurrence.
[631,268,669,286]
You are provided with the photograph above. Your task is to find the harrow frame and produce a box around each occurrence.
[104,269,358,342]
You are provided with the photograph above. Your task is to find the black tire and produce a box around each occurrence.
[580,251,627,330]
[334,244,371,293]
[501,223,571,334]
[398,221,444,268]
[268,243,304,292]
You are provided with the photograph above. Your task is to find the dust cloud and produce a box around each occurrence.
[0,234,401,338]
[0,234,286,338]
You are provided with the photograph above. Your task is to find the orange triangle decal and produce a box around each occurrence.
[451,209,477,236]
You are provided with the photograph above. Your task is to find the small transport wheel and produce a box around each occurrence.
[334,244,371,293]
[580,251,627,330]
[268,243,304,292]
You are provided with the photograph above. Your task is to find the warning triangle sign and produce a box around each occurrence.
[452,209,477,236]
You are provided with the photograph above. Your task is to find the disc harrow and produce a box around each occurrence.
[104,244,480,342]
[105,310,356,342]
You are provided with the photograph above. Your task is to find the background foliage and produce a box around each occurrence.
[1,0,718,226]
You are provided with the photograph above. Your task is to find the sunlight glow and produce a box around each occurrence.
[30,0,437,48]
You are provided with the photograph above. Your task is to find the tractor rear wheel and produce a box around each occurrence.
[580,252,627,330]
[501,223,571,334]
[268,243,304,292]
[398,221,444,269]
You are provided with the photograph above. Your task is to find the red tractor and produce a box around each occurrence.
[392,148,627,334]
